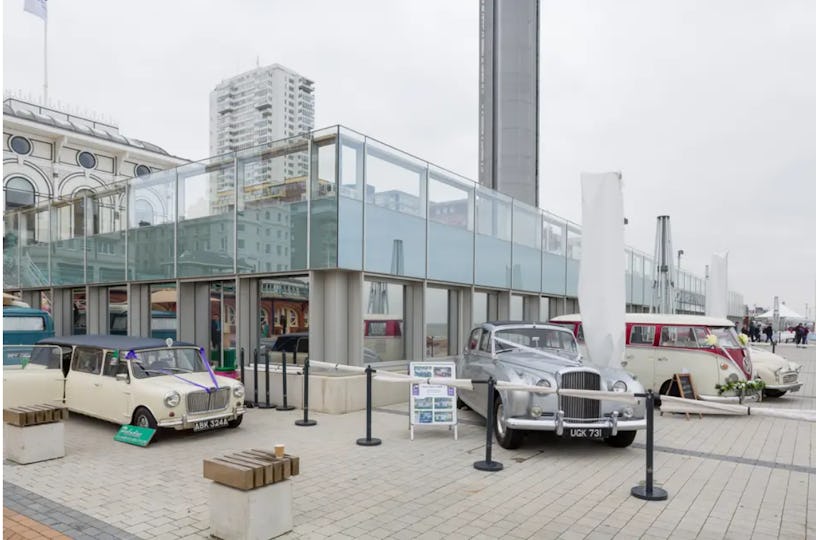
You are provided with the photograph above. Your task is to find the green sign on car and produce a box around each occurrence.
[114,424,156,447]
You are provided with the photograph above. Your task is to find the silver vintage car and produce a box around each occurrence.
[456,321,646,449]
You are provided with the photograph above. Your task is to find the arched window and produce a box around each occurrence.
[5,177,36,210]
[134,199,154,226]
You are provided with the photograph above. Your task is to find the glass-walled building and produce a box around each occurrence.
[3,125,745,368]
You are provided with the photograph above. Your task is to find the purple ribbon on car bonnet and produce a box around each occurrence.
[126,349,218,393]
[199,347,220,390]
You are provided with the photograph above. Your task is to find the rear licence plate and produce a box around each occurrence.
[568,428,610,438]
[193,418,229,432]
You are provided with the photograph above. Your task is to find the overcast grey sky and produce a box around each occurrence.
[4,1,815,315]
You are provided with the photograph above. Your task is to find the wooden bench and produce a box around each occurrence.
[3,404,68,464]
[204,448,299,539]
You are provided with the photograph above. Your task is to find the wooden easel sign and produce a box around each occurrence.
[663,372,702,420]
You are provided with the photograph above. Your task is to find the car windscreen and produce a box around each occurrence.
[129,347,207,378]
[710,326,741,348]
[494,328,578,354]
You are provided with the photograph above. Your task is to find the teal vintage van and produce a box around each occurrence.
[3,307,55,366]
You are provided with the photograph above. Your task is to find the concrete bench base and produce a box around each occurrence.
[4,422,65,464]
[209,479,292,540]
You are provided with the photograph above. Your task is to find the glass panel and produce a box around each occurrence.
[474,187,511,288]
[237,136,309,274]
[129,169,177,280]
[259,278,309,357]
[425,287,449,357]
[177,155,235,277]
[427,167,474,283]
[512,202,541,292]
[20,197,50,288]
[87,188,126,284]
[625,250,633,304]
[542,213,566,295]
[310,128,338,269]
[364,140,426,277]
[539,297,550,322]
[565,224,581,296]
[510,295,523,320]
[209,281,238,368]
[3,211,20,288]
[337,129,364,269]
[50,197,83,286]
[473,291,488,325]
[364,279,405,362]
[150,284,177,341]
[108,286,127,335]
[72,288,86,335]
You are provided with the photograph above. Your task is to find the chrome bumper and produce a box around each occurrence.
[765,382,803,392]
[506,412,646,435]
[158,406,245,429]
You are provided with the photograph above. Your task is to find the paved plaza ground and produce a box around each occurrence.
[3,343,815,539]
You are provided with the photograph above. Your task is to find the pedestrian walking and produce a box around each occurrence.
[764,324,774,344]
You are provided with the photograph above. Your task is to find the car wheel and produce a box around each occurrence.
[763,389,787,398]
[456,396,469,410]
[605,430,637,448]
[493,394,523,449]
[132,407,158,430]
[228,414,244,428]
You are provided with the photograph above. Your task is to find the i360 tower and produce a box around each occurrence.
[478,0,540,207]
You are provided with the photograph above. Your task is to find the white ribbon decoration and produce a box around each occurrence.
[374,372,474,391]
[660,395,816,422]
[308,360,368,374]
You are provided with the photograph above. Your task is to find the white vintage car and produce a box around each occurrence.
[3,335,245,432]
[750,347,802,397]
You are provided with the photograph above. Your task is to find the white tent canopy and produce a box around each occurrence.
[755,304,803,319]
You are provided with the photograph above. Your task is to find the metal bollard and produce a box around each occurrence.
[239,347,245,386]
[295,357,317,427]
[256,348,275,409]
[252,348,259,407]
[474,377,503,472]
[631,390,668,501]
[356,365,382,446]
[277,351,295,411]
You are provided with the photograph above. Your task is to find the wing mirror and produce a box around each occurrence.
[115,373,130,383]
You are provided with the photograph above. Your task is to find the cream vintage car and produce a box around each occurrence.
[750,347,802,397]
[3,335,245,432]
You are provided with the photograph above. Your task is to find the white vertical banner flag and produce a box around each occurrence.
[706,251,729,318]
[24,0,47,21]
[578,172,626,369]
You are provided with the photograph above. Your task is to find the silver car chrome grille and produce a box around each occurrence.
[560,371,601,421]
[187,388,230,413]
[782,373,798,384]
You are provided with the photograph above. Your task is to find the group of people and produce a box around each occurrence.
[792,323,810,347]
[742,320,775,343]
[740,318,810,346]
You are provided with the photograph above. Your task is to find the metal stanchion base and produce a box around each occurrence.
[630,485,668,501]
[295,419,317,426]
[254,404,277,410]
[356,437,382,446]
[276,405,296,411]
[473,460,503,472]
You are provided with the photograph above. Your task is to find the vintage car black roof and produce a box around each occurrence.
[37,334,197,350]
[484,320,557,328]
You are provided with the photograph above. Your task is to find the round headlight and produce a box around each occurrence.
[622,407,634,418]
[233,385,245,398]
[535,379,551,388]
[164,391,180,408]
[612,380,627,392]
[726,373,739,383]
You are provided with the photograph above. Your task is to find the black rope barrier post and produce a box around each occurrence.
[255,347,275,409]
[251,348,259,407]
[277,351,295,411]
[239,347,245,386]
[631,390,667,501]
[295,357,317,427]
[474,377,503,472]
[356,365,382,446]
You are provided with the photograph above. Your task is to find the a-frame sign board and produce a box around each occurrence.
[662,373,702,420]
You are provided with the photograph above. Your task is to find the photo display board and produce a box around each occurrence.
[409,361,458,440]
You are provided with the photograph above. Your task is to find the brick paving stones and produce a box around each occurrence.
[3,343,814,539]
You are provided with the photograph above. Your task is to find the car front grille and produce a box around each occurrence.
[559,370,601,421]
[187,388,230,413]
[782,373,798,384]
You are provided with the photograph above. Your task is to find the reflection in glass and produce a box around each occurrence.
[310,129,338,268]
[337,130,364,269]
[87,189,126,283]
[108,286,127,335]
[129,170,177,280]
[71,288,86,335]
[364,279,404,361]
[426,287,449,357]
[428,168,474,283]
[149,283,177,341]
[475,187,511,288]
[258,277,309,360]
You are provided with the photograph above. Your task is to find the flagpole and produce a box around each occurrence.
[43,11,48,104]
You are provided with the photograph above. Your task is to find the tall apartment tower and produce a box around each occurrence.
[209,64,315,205]
[478,0,540,207]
